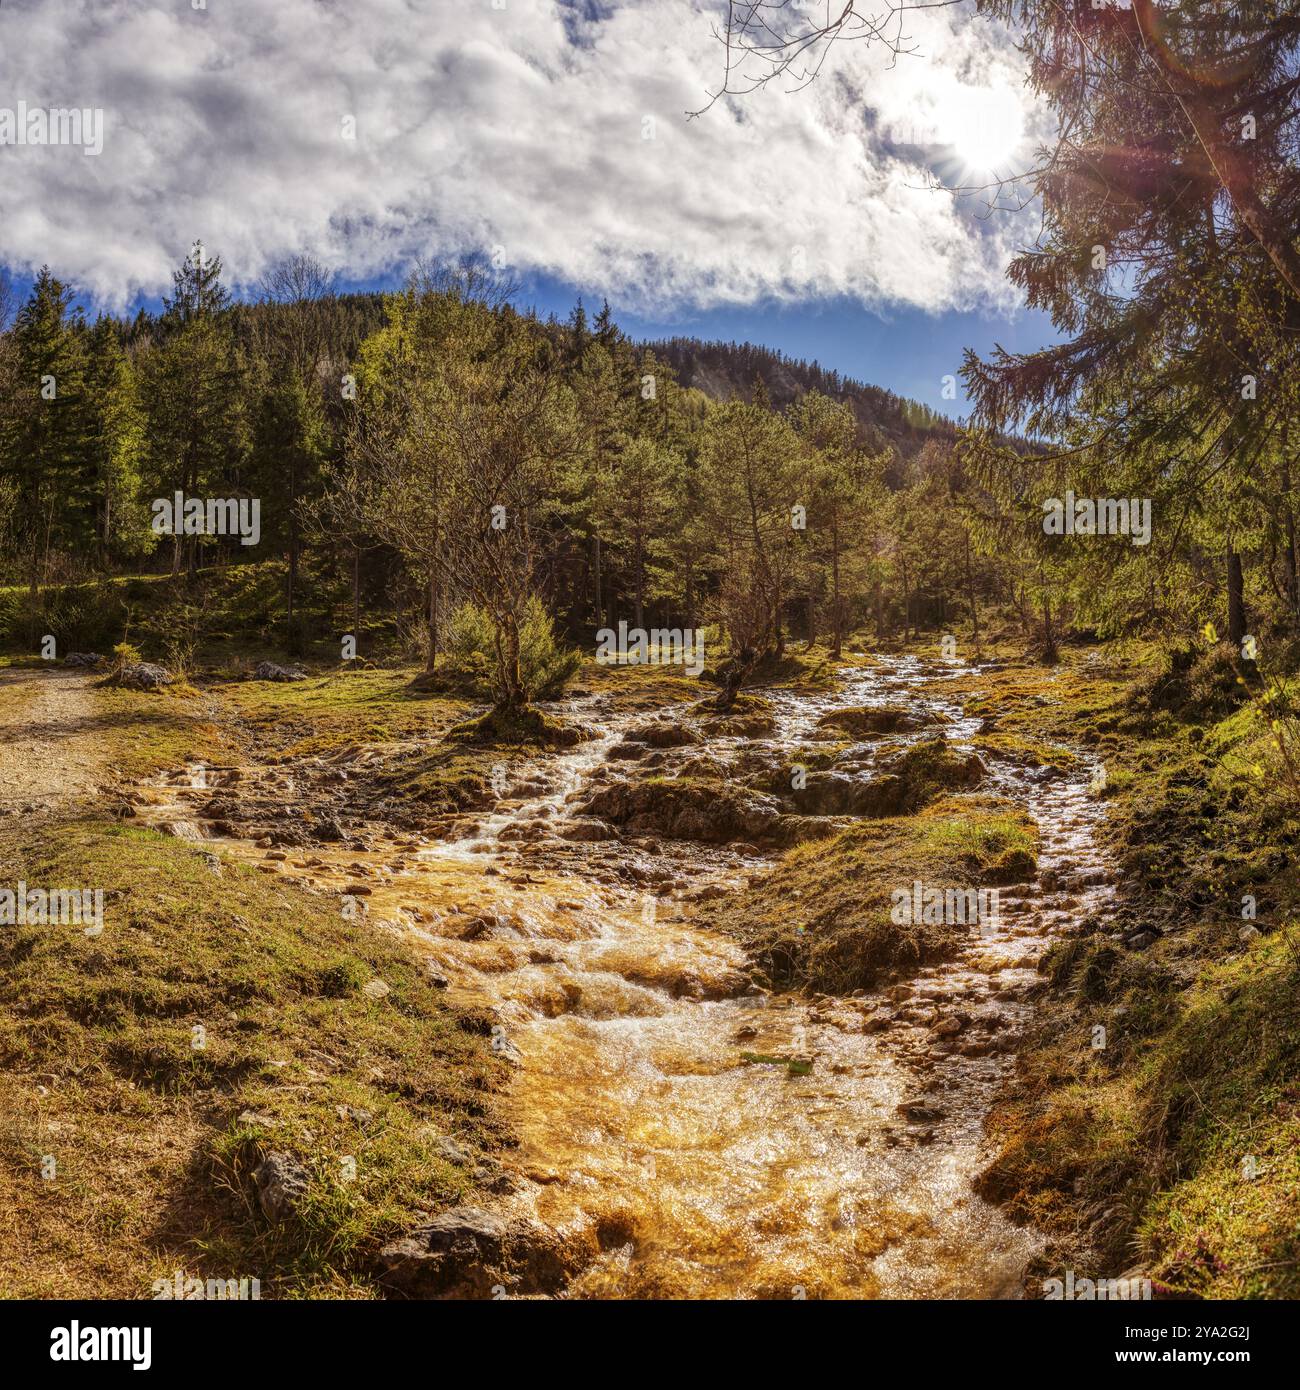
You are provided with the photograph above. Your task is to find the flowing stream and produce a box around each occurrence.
[137,655,1114,1298]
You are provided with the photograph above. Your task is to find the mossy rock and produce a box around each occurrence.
[816,705,935,737]
[447,705,586,748]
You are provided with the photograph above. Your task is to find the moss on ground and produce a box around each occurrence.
[0,819,506,1299]
[700,797,1038,993]
[959,636,1300,1298]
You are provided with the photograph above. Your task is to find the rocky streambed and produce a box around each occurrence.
[131,654,1115,1299]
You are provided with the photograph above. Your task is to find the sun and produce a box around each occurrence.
[942,84,1026,175]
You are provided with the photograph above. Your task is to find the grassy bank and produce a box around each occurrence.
[0,817,508,1298]
[963,640,1300,1298]
[702,797,1038,992]
[0,667,510,1298]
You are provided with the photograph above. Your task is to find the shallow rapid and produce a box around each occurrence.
[138,655,1114,1298]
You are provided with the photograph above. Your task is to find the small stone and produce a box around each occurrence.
[252,1151,310,1223]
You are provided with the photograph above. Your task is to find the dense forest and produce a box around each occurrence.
[3,229,1295,704]
[0,249,1018,690]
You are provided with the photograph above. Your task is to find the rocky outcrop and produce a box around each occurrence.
[253,661,307,682]
[377,1205,592,1299]
[115,662,172,690]
[816,705,938,737]
[579,777,785,845]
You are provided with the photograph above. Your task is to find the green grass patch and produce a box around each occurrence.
[0,819,506,1298]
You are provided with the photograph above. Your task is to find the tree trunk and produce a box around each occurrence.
[1041,595,1059,665]
[498,611,525,709]
[287,462,299,624]
[593,533,603,630]
[964,530,979,639]
[1227,545,1246,648]
[831,513,842,657]
[1282,446,1299,632]
[424,566,439,673]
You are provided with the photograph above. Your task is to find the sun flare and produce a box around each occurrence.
[942,84,1026,173]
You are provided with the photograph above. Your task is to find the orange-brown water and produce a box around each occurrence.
[138,656,1113,1298]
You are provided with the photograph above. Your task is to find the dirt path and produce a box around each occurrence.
[0,666,113,814]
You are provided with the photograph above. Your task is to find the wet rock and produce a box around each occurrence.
[559,817,618,841]
[458,914,501,940]
[608,742,647,761]
[498,822,549,843]
[624,720,701,749]
[703,710,776,738]
[378,1205,589,1299]
[816,705,935,737]
[897,1101,946,1124]
[253,1151,310,1224]
[579,777,784,845]
[794,771,908,817]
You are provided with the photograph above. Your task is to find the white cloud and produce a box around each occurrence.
[0,0,1041,311]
